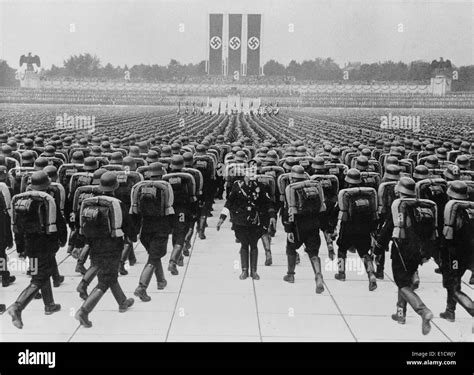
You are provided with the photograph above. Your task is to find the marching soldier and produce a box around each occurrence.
[439,181,474,321]
[7,171,67,329]
[374,177,436,335]
[282,166,327,293]
[164,155,198,275]
[132,162,174,301]
[217,167,276,280]
[75,171,136,328]
[0,180,14,287]
[332,168,378,291]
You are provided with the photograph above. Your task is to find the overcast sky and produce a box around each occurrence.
[0,0,472,69]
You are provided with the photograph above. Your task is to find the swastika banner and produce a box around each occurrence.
[228,14,242,77]
[209,14,223,75]
[247,14,261,76]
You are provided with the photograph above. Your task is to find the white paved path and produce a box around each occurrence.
[1,200,472,342]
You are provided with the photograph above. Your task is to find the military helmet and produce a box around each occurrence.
[447,181,468,200]
[99,171,119,192]
[30,170,51,191]
[34,157,49,171]
[345,168,362,185]
[290,165,306,180]
[395,177,416,197]
[413,165,429,181]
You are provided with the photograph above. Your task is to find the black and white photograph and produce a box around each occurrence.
[0,0,473,370]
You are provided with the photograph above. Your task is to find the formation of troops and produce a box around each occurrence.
[0,126,473,336]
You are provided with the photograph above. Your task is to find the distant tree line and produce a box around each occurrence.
[1,53,473,90]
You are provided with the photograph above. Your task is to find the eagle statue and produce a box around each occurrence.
[19,52,41,71]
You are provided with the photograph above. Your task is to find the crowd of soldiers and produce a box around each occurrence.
[0,129,473,336]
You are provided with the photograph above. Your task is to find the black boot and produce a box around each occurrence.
[41,280,61,315]
[183,227,194,256]
[412,271,420,290]
[75,245,90,275]
[375,251,385,279]
[7,283,40,329]
[283,254,297,283]
[75,287,104,328]
[77,265,99,300]
[198,216,207,239]
[52,257,64,287]
[440,293,456,322]
[454,290,474,316]
[391,289,407,324]
[0,304,5,314]
[134,264,154,302]
[261,234,272,266]
[310,256,325,294]
[110,282,134,313]
[400,286,434,335]
[155,259,167,289]
[239,246,249,280]
[363,255,377,291]
[2,272,16,287]
[250,247,259,280]
[128,247,137,266]
[119,242,132,275]
[334,258,346,281]
[168,245,183,275]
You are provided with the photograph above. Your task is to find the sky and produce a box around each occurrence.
[0,0,472,70]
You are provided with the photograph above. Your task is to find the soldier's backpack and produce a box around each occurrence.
[158,157,172,171]
[182,167,203,197]
[360,171,381,190]
[80,196,124,238]
[391,198,437,242]
[72,185,101,224]
[443,200,474,246]
[193,155,216,181]
[311,174,339,206]
[130,180,174,217]
[255,174,276,202]
[285,180,326,217]
[136,166,150,180]
[338,187,378,231]
[68,172,94,200]
[378,181,397,217]
[277,172,310,204]
[12,191,58,234]
[114,171,143,208]
[10,167,34,195]
[58,163,84,193]
[102,164,124,172]
[261,166,285,180]
[0,182,12,215]
[163,172,197,204]
[415,178,448,232]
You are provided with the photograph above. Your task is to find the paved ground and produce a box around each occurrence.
[1,200,472,342]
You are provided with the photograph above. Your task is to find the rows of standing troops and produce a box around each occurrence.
[0,124,473,336]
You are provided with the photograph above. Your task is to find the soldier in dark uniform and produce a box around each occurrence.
[166,155,198,275]
[134,162,172,300]
[0,183,14,287]
[282,166,326,293]
[439,181,474,321]
[6,171,67,329]
[374,177,435,335]
[332,168,378,291]
[217,167,276,280]
[75,172,136,328]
